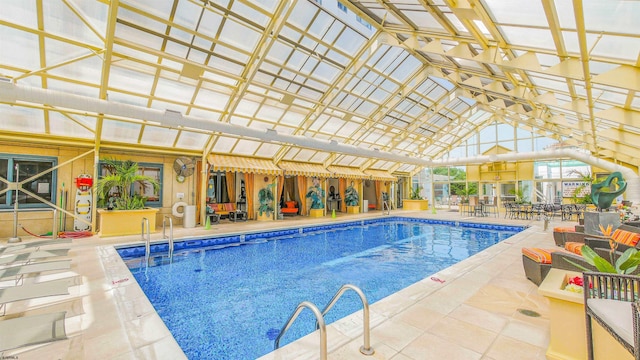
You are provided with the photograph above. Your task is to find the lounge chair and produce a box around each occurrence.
[0,278,70,315]
[0,311,67,352]
[0,260,72,285]
[0,239,72,255]
[0,249,70,266]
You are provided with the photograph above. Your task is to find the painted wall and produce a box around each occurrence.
[0,143,193,239]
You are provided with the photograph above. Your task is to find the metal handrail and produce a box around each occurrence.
[142,217,151,266]
[382,201,390,215]
[315,284,375,356]
[163,215,174,261]
[274,301,327,360]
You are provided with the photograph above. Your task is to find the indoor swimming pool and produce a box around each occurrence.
[117,217,525,359]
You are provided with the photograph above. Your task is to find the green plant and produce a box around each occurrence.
[409,185,423,200]
[258,183,274,216]
[509,185,529,204]
[345,184,359,206]
[95,158,159,210]
[305,180,325,209]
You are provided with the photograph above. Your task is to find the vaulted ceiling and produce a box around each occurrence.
[0,0,638,173]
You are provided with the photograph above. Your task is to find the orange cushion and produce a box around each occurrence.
[611,229,640,246]
[564,242,584,255]
[224,203,234,211]
[554,227,575,233]
[522,248,557,264]
[285,201,296,209]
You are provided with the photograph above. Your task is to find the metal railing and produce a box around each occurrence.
[274,284,375,358]
[315,284,374,355]
[162,215,174,261]
[141,217,151,266]
[274,301,327,359]
[0,207,59,242]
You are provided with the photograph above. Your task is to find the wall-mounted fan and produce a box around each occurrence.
[173,157,195,183]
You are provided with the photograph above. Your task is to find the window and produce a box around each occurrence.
[0,155,57,208]
[99,161,162,207]
[337,2,347,12]
[356,16,372,30]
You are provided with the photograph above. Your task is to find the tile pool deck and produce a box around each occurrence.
[1,209,561,359]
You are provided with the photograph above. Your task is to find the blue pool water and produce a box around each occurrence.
[118,217,524,359]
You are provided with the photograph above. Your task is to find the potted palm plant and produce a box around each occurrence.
[345,181,360,214]
[305,178,325,217]
[257,183,274,221]
[95,158,160,237]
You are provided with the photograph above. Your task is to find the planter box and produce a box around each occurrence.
[403,199,429,211]
[309,208,324,218]
[539,269,633,360]
[97,208,159,237]
[347,206,360,214]
[257,212,272,221]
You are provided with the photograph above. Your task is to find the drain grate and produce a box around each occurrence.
[517,308,541,317]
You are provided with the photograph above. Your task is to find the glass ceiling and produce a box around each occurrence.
[0,0,638,173]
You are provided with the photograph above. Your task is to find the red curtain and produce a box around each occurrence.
[245,173,254,220]
[297,176,307,216]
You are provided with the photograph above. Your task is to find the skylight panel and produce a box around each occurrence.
[233,139,262,156]
[256,104,285,122]
[197,9,224,38]
[219,21,262,53]
[528,75,569,94]
[140,126,180,147]
[483,0,547,27]
[443,14,469,34]
[101,120,141,143]
[332,27,367,54]
[49,112,95,139]
[591,35,640,63]
[42,1,104,47]
[0,106,44,133]
[174,131,209,150]
[582,1,640,35]
[154,78,195,103]
[212,136,238,153]
[0,28,39,70]
[1,0,37,28]
[501,26,555,51]
[231,1,271,27]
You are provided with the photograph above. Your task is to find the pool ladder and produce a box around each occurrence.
[162,215,174,261]
[141,216,175,266]
[274,284,374,359]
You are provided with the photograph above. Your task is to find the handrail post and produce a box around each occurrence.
[163,215,174,261]
[51,208,58,240]
[316,284,375,355]
[142,217,150,266]
[274,301,327,360]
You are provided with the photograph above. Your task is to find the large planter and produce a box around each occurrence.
[347,205,360,214]
[257,212,272,221]
[403,199,429,211]
[539,269,633,360]
[97,208,159,237]
[309,208,324,218]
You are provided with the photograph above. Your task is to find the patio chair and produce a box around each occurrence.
[583,272,640,359]
[0,249,70,266]
[0,278,71,316]
[0,311,67,352]
[0,239,72,255]
[0,260,72,285]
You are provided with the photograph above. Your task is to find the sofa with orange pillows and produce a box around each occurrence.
[281,201,299,216]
